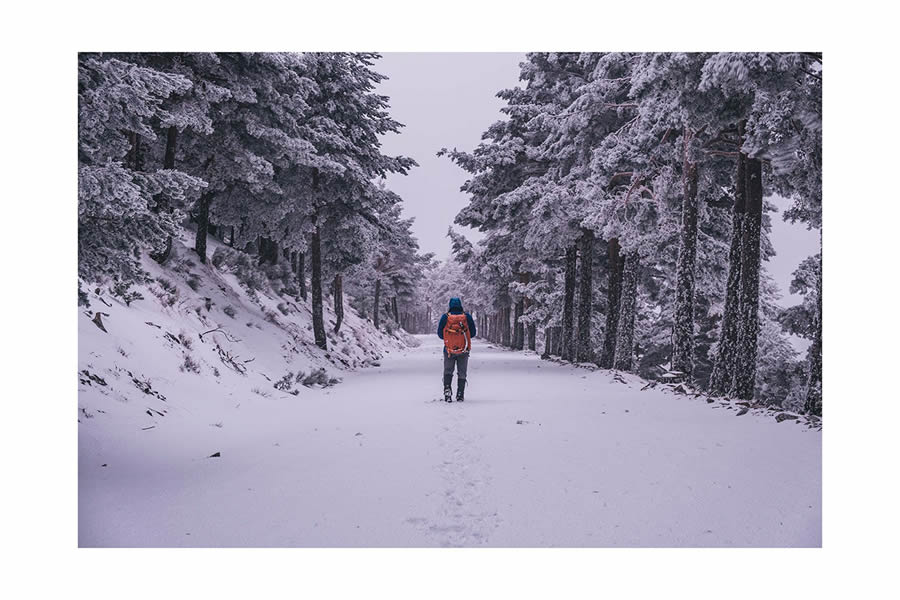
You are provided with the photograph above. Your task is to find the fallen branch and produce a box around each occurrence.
[199,327,240,343]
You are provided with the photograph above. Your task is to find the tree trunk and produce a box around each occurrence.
[613,253,640,371]
[310,224,327,349]
[501,306,511,347]
[126,131,144,171]
[513,299,524,350]
[576,229,594,363]
[542,327,552,358]
[671,128,700,378]
[804,259,822,416]
[553,326,563,356]
[333,273,344,333]
[259,237,278,265]
[298,252,307,301]
[151,126,177,264]
[561,244,578,361]
[163,126,176,169]
[527,324,536,352]
[392,296,399,324]
[732,157,763,400]
[310,170,327,350]
[709,146,747,395]
[599,238,623,368]
[373,278,381,329]
[194,192,213,263]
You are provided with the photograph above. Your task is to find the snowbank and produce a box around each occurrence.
[78,230,409,436]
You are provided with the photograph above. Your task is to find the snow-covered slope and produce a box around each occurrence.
[79,231,411,442]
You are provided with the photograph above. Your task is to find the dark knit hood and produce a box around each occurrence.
[448,297,463,314]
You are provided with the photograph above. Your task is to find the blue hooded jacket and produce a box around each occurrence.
[437,297,477,342]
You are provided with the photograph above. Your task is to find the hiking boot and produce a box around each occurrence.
[443,373,453,402]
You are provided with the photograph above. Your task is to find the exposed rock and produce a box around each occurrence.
[92,312,109,333]
[775,413,799,423]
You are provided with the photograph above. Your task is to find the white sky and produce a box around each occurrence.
[375,53,821,312]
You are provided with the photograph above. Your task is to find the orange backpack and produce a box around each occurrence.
[443,313,471,355]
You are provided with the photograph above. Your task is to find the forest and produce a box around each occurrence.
[78,52,432,350]
[78,52,822,415]
[427,52,822,415]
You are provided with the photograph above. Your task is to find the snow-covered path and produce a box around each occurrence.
[79,335,821,547]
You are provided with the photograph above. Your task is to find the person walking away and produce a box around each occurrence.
[437,297,477,402]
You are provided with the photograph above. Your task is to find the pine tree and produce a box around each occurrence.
[613,253,640,371]
[709,148,746,395]
[598,237,623,368]
[576,229,594,362]
[670,128,700,378]
[78,55,205,290]
[732,157,763,399]
[560,245,578,361]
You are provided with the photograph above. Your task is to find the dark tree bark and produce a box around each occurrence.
[310,170,327,350]
[513,299,524,350]
[333,273,344,333]
[373,278,381,329]
[310,223,327,349]
[501,306,512,347]
[561,244,578,361]
[671,129,700,378]
[553,326,563,356]
[709,147,747,395]
[298,252,307,301]
[613,253,640,371]
[163,126,176,169]
[576,229,595,363]
[151,126,177,264]
[732,157,763,400]
[126,132,144,171]
[599,238,623,368]
[804,262,822,416]
[392,296,399,323]
[258,237,278,265]
[194,192,213,263]
[527,324,536,352]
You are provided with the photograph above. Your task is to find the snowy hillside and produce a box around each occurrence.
[79,230,411,447]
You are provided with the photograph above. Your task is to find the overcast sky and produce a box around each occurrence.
[376,52,521,258]
[374,53,820,310]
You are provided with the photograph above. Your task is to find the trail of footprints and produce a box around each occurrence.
[406,408,501,546]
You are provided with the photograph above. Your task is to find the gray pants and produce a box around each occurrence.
[443,351,469,388]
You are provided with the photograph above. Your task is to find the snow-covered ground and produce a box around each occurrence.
[80,330,821,547]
